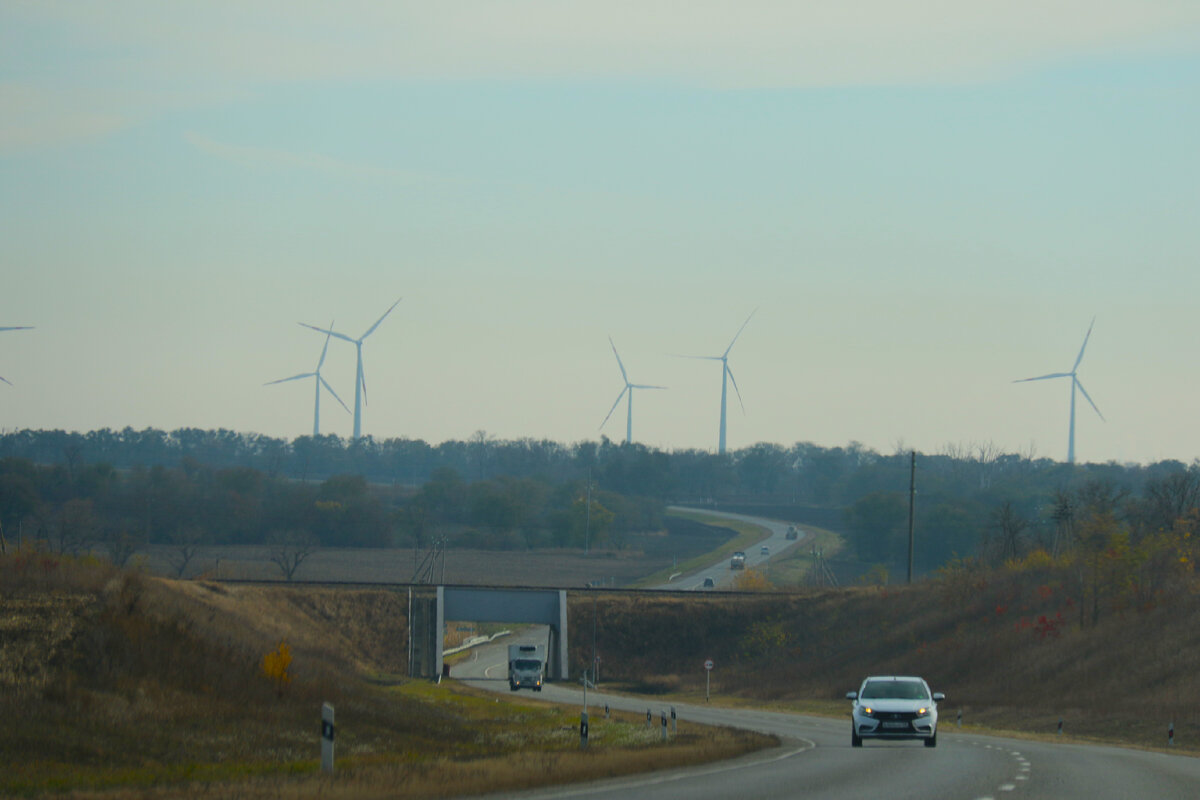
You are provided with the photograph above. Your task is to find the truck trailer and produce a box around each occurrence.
[508,644,546,691]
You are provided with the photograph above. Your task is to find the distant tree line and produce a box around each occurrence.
[1,428,1198,578]
[0,451,660,567]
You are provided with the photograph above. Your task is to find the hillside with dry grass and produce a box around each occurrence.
[0,554,770,799]
[570,560,1200,751]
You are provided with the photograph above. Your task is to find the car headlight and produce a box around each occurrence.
[861,707,873,717]
[915,707,928,717]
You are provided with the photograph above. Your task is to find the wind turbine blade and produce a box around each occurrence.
[362,297,402,339]
[316,321,334,370]
[609,337,629,384]
[264,372,315,385]
[631,383,667,390]
[1075,378,1105,422]
[0,375,11,386]
[300,322,356,345]
[1072,317,1096,372]
[1013,372,1071,383]
[671,354,723,361]
[320,375,352,413]
[723,308,758,358]
[600,386,628,429]
[727,365,746,413]
[0,326,33,332]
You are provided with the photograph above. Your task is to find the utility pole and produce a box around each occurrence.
[907,451,916,584]
[591,592,598,685]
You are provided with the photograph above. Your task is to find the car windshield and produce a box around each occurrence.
[513,659,541,671]
[861,680,929,700]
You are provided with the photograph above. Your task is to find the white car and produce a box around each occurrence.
[846,675,943,747]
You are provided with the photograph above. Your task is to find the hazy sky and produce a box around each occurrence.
[2,2,1199,464]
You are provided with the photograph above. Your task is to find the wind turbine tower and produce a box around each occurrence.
[680,310,756,455]
[302,298,401,439]
[265,322,350,435]
[0,325,33,386]
[600,337,666,444]
[1014,317,1105,464]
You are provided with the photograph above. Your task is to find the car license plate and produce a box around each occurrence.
[881,721,909,729]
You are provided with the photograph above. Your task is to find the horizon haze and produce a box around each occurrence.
[2,2,1199,465]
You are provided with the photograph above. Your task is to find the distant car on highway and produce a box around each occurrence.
[760,545,769,556]
[846,676,943,747]
[702,577,715,589]
[730,551,746,569]
[785,526,799,540]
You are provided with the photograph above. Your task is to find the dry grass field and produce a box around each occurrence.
[569,572,1200,753]
[133,515,737,588]
[0,552,772,799]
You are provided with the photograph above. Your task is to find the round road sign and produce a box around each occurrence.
[704,659,714,671]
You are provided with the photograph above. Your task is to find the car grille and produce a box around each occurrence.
[874,711,918,722]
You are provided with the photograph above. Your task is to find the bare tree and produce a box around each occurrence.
[974,441,1002,490]
[267,530,319,581]
[469,429,493,481]
[167,526,205,578]
[1050,489,1076,557]
[52,499,98,556]
[103,525,142,568]
[1076,479,1128,520]
[1140,469,1200,537]
[987,501,1028,564]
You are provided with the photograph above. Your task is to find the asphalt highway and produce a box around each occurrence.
[452,630,1200,800]
[654,507,808,590]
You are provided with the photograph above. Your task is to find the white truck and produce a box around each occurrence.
[508,644,546,692]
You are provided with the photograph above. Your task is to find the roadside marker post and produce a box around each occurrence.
[580,711,589,750]
[646,709,652,728]
[671,706,677,735]
[661,711,668,741]
[704,658,714,703]
[604,703,610,719]
[1058,718,1063,736]
[320,703,335,775]
[1169,722,1175,746]
[957,710,962,728]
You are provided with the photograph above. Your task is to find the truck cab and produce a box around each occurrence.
[508,644,545,692]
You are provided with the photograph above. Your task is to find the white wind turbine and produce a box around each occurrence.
[0,325,33,385]
[265,322,350,436]
[301,298,401,439]
[678,310,756,455]
[600,337,666,445]
[1014,317,1105,465]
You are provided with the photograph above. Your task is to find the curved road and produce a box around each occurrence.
[656,508,809,590]
[453,631,1200,800]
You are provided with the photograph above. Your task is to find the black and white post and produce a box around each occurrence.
[320,702,335,775]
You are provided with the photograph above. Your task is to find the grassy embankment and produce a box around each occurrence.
[569,565,1200,754]
[0,553,773,799]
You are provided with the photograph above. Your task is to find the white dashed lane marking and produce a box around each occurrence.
[967,741,1031,798]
